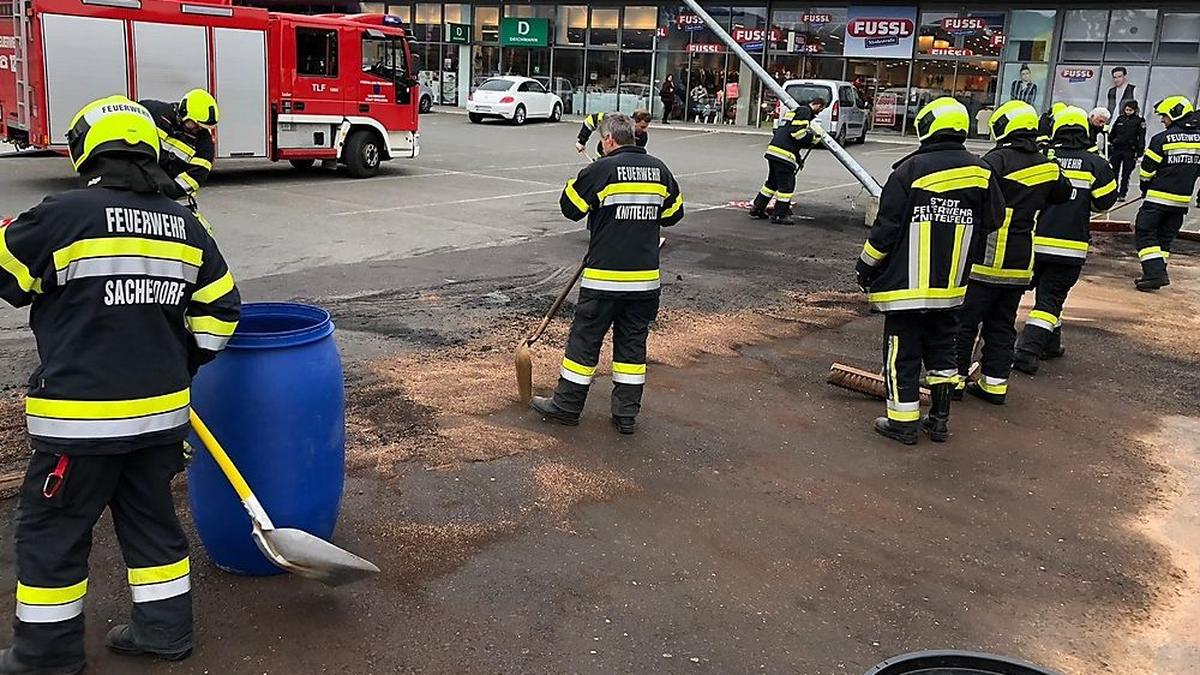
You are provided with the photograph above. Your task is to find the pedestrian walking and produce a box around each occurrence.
[532,113,684,435]
[659,75,676,124]
[1108,101,1146,201]
[0,95,241,674]
[1013,106,1117,375]
[955,101,1073,404]
[855,97,1005,445]
[1132,96,1200,291]
[748,98,826,225]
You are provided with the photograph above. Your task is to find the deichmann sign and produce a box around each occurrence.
[446,22,471,45]
[844,5,918,59]
[500,17,549,47]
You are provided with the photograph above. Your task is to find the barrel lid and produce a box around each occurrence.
[228,302,335,349]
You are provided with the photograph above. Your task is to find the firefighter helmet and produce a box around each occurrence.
[1050,102,1066,117]
[1153,96,1194,123]
[1052,106,1089,137]
[914,97,970,142]
[66,95,159,171]
[179,89,220,126]
[989,100,1039,141]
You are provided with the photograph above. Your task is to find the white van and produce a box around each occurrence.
[773,79,869,145]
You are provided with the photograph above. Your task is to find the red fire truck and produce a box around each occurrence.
[0,0,419,177]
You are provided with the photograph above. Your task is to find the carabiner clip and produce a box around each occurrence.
[42,455,70,499]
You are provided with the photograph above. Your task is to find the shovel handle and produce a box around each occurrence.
[526,257,587,346]
[1091,195,1144,220]
[189,410,253,502]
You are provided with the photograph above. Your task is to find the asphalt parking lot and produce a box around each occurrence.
[0,113,1197,674]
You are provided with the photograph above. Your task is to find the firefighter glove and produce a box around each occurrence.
[809,120,826,139]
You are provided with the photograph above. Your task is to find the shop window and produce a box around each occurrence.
[659,5,723,52]
[474,5,500,43]
[917,11,1005,58]
[1050,64,1102,112]
[1003,10,1055,63]
[470,45,500,89]
[804,57,844,81]
[999,62,1049,111]
[443,4,466,25]
[955,59,999,137]
[1158,13,1200,66]
[297,28,338,78]
[1099,65,1148,117]
[1145,66,1200,135]
[585,50,619,114]
[623,6,658,51]
[410,3,441,43]
[361,2,384,14]
[556,6,586,46]
[620,52,654,112]
[771,8,846,57]
[385,4,410,24]
[656,51,691,121]
[1060,10,1107,63]
[410,42,440,103]
[589,8,619,48]
[552,48,584,114]
[1105,10,1156,63]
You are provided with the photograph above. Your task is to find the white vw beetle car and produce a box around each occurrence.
[467,76,564,125]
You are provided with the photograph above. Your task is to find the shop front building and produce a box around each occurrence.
[356,2,1200,137]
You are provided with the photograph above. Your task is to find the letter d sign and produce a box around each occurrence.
[518,20,530,36]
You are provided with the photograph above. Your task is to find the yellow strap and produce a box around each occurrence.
[1034,236,1088,251]
[1092,179,1117,198]
[1005,162,1060,187]
[53,238,203,271]
[596,182,670,200]
[192,270,235,304]
[862,241,886,261]
[563,179,590,213]
[190,410,253,501]
[1143,148,1163,163]
[1147,189,1192,204]
[17,580,88,605]
[582,268,660,282]
[26,389,189,420]
[0,226,43,294]
[561,357,596,377]
[128,558,190,585]
[911,165,991,192]
[869,286,967,303]
[612,362,647,375]
[188,156,213,170]
[186,315,238,337]
[1029,309,1058,324]
[662,193,684,219]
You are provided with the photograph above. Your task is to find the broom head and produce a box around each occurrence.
[827,363,932,405]
[515,339,533,405]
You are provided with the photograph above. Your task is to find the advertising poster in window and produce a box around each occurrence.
[1000,62,1049,111]
[1052,65,1102,112]
[1097,64,1149,118]
[844,6,918,59]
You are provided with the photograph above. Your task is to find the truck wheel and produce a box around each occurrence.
[511,105,527,126]
[469,113,483,124]
[289,159,316,171]
[420,95,432,114]
[343,130,383,178]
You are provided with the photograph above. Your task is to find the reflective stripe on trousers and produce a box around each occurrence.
[129,558,191,604]
[15,579,87,623]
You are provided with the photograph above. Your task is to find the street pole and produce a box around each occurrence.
[678,0,883,200]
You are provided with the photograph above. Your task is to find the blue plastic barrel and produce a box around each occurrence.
[187,302,346,576]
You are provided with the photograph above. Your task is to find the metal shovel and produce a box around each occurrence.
[189,410,380,586]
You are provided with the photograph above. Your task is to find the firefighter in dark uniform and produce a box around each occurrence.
[1132,96,1200,291]
[855,97,1005,445]
[533,113,684,435]
[1013,106,1118,375]
[1108,100,1146,201]
[139,89,219,200]
[748,97,826,225]
[954,100,1073,405]
[576,110,651,158]
[1036,102,1065,151]
[0,96,241,674]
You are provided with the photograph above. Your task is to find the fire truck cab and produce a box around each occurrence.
[0,0,420,177]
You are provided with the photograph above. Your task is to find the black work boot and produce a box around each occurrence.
[1012,349,1040,375]
[611,416,637,435]
[770,202,796,225]
[531,396,580,426]
[0,649,83,675]
[105,625,191,663]
[748,194,770,219]
[1041,328,1065,359]
[873,417,918,445]
[1135,274,1168,292]
[921,384,953,442]
[965,380,1006,406]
